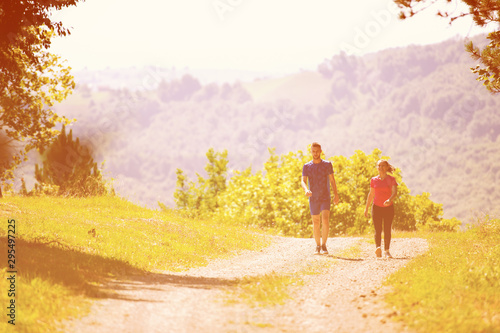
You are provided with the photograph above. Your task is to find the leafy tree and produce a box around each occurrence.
[0,131,16,197]
[174,148,228,215]
[0,0,80,179]
[177,147,453,236]
[34,125,109,196]
[173,168,192,209]
[215,148,312,236]
[204,148,228,201]
[394,0,500,93]
[329,150,379,234]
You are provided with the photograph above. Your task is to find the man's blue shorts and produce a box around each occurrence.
[309,200,331,216]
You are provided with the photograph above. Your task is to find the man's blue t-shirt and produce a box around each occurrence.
[302,160,334,202]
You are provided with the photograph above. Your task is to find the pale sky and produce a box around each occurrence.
[50,0,492,75]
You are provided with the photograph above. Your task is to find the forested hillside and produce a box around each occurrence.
[24,35,499,222]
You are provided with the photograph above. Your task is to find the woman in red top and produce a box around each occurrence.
[364,159,398,258]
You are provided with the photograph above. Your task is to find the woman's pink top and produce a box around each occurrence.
[370,175,398,207]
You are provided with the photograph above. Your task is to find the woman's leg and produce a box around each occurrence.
[372,205,383,249]
[383,205,394,250]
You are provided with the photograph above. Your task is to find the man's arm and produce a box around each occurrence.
[301,176,312,197]
[329,173,339,204]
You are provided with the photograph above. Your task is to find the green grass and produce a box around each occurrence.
[334,238,364,258]
[225,240,363,309]
[385,217,500,333]
[0,196,269,333]
[226,272,303,308]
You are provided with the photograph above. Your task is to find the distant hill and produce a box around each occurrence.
[242,71,331,105]
[21,34,499,223]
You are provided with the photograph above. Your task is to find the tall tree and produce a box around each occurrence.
[395,0,500,93]
[174,149,228,214]
[0,0,81,180]
[34,125,108,196]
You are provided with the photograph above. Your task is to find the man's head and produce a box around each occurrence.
[311,142,322,161]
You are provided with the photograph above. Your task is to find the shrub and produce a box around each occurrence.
[421,217,462,232]
[175,147,450,236]
[34,125,111,197]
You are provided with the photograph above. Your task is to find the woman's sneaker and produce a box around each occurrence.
[375,247,382,258]
[321,244,328,255]
[384,250,393,258]
[316,245,321,255]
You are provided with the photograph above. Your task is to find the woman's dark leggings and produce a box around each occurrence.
[372,204,394,250]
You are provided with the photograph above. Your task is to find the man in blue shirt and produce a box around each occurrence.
[301,142,339,254]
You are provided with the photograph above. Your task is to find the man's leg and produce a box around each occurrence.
[321,209,330,246]
[320,209,330,254]
[310,200,321,251]
[312,214,321,246]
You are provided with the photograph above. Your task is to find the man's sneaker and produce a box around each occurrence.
[384,250,393,258]
[321,244,328,255]
[316,245,321,255]
[375,247,382,258]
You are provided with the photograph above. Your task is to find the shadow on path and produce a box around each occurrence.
[0,237,236,302]
[329,255,365,261]
[326,255,411,261]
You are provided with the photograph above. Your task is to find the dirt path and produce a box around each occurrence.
[62,236,427,333]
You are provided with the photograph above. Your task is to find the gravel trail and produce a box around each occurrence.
[62,236,427,333]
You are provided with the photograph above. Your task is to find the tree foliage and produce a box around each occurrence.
[175,147,453,236]
[0,0,80,178]
[34,125,109,196]
[174,148,228,215]
[394,0,500,93]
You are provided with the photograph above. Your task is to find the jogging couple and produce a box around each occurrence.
[301,142,398,258]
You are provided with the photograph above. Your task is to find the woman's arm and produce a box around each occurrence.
[384,185,398,206]
[364,188,375,217]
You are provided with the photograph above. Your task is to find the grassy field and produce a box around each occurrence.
[0,196,268,333]
[1,195,498,333]
[385,218,500,333]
